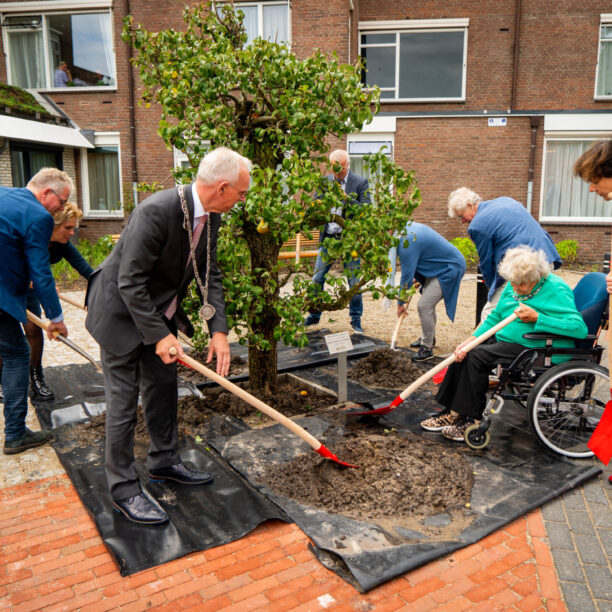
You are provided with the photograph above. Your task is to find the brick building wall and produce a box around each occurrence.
[0,0,611,261]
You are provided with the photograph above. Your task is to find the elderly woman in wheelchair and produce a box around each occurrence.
[420,245,609,458]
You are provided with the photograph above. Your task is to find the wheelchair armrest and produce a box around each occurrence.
[522,332,598,342]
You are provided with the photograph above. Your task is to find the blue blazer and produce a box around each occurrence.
[398,222,466,321]
[0,187,62,324]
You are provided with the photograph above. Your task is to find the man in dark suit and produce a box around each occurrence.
[305,149,371,333]
[0,168,72,454]
[85,147,252,525]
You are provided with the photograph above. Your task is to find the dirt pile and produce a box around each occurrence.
[348,348,434,391]
[260,428,473,528]
[178,353,247,382]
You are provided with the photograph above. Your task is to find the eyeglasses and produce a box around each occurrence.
[228,182,249,199]
[50,189,68,207]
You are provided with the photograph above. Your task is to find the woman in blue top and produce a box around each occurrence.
[396,222,466,362]
[420,245,587,443]
[26,203,94,399]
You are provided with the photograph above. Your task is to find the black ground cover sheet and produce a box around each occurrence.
[33,334,601,590]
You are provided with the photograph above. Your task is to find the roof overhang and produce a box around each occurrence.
[0,115,94,148]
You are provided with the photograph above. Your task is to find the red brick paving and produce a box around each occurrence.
[0,475,567,611]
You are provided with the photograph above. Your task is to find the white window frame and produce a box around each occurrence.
[359,18,468,103]
[539,132,612,224]
[81,132,123,218]
[223,1,291,43]
[0,0,117,92]
[595,14,612,100]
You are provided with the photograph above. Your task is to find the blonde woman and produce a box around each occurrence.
[25,202,93,399]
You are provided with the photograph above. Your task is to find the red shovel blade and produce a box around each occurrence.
[588,397,612,465]
[345,396,404,416]
[432,367,448,384]
[316,445,358,468]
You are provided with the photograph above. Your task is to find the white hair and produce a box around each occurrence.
[498,246,552,285]
[196,147,252,184]
[448,186,482,218]
[330,149,349,167]
[27,167,74,196]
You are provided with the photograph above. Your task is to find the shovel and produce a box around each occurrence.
[26,310,102,372]
[348,312,518,416]
[390,281,419,350]
[169,347,358,468]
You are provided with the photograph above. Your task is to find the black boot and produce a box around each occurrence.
[30,366,54,400]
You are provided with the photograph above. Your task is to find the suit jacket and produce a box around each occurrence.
[318,169,371,243]
[85,184,228,357]
[0,186,62,324]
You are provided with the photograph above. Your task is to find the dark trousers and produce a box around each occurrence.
[101,340,180,501]
[436,341,525,419]
[0,311,30,441]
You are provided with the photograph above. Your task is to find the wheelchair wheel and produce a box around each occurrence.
[527,362,608,458]
[464,423,491,450]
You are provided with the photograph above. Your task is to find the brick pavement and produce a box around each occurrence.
[1,289,611,610]
[0,474,566,611]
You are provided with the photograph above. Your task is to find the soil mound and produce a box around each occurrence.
[348,348,432,390]
[260,429,473,527]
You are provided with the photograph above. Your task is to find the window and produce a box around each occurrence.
[81,133,122,216]
[541,139,612,222]
[359,19,468,102]
[348,139,393,184]
[10,142,62,187]
[596,16,612,98]
[222,1,289,43]
[2,3,116,90]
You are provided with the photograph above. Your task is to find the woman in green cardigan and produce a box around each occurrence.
[421,245,588,442]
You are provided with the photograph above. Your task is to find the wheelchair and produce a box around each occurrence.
[464,272,609,458]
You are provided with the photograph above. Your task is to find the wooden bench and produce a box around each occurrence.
[110,233,121,244]
[278,231,320,261]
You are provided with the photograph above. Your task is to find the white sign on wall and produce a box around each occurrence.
[488,118,507,127]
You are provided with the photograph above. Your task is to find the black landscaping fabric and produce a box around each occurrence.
[33,332,601,590]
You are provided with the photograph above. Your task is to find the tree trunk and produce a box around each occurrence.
[245,227,281,395]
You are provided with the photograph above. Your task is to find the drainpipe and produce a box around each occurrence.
[125,0,139,208]
[348,0,354,64]
[510,0,522,110]
[526,116,541,214]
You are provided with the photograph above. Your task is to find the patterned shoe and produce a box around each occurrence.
[420,411,462,432]
[442,417,476,442]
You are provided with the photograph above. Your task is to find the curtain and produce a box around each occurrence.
[239,6,258,42]
[10,151,25,187]
[88,148,120,212]
[597,38,612,96]
[263,5,288,43]
[8,31,44,88]
[543,141,611,219]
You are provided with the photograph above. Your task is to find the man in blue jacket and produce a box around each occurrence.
[448,187,561,320]
[0,168,72,454]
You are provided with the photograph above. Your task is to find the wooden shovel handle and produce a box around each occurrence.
[399,312,519,401]
[58,292,85,310]
[390,311,406,349]
[172,350,323,451]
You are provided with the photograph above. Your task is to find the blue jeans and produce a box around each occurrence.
[0,312,30,441]
[309,239,363,323]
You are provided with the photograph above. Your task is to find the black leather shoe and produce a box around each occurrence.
[148,462,213,485]
[412,346,434,362]
[112,492,168,525]
[3,428,52,455]
[30,366,55,400]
